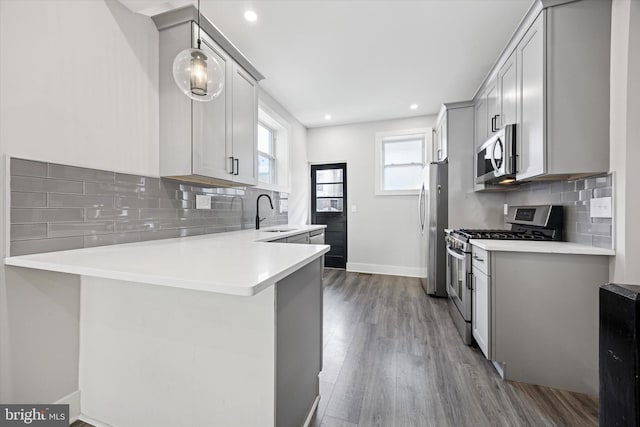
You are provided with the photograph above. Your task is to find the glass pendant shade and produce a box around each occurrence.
[172,47,224,102]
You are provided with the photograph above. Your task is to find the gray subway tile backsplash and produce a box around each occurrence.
[139,208,179,220]
[11,224,47,241]
[48,193,115,208]
[11,192,47,208]
[10,236,84,257]
[11,158,48,177]
[85,208,139,221]
[83,232,140,248]
[12,208,85,224]
[12,175,84,194]
[505,173,614,249]
[8,158,289,256]
[592,235,613,249]
[48,221,116,238]
[48,163,115,183]
[593,187,612,198]
[159,199,193,209]
[115,196,160,209]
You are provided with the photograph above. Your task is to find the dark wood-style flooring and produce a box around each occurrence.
[309,269,598,427]
[72,269,598,427]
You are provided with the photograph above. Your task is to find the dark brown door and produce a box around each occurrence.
[311,163,347,269]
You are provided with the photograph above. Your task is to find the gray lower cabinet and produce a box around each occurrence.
[471,245,609,395]
[276,258,323,427]
[270,230,325,245]
[471,245,491,359]
[287,233,310,244]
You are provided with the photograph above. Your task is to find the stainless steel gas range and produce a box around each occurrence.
[445,205,564,345]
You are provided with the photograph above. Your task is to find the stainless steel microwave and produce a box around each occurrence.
[475,124,516,185]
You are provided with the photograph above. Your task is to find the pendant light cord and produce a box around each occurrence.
[197,0,202,49]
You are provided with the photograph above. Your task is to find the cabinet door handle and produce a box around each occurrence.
[467,272,474,290]
[228,157,235,174]
[495,114,501,130]
[234,158,239,175]
[491,116,496,132]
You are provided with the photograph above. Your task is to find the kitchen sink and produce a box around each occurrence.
[263,228,297,232]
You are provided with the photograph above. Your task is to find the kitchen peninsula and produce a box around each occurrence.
[4,226,328,427]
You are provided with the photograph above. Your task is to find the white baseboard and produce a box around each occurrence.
[54,390,80,423]
[346,262,425,278]
[78,414,114,427]
[303,395,320,427]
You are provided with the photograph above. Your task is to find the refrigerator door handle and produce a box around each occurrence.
[418,183,425,232]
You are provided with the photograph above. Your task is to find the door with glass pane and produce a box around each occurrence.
[311,163,347,269]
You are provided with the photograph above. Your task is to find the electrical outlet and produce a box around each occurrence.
[590,197,612,218]
[195,194,211,210]
[351,204,357,213]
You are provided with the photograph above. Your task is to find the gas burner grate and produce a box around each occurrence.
[454,229,556,241]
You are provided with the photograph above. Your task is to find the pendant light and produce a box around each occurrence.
[172,0,224,102]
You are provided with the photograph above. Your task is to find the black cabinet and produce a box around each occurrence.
[600,283,640,427]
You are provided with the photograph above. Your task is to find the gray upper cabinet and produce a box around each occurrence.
[433,108,447,161]
[473,0,611,184]
[474,93,487,149]
[231,64,258,186]
[473,78,498,148]
[192,31,232,180]
[498,52,517,130]
[154,7,263,187]
[486,80,499,138]
[516,12,545,181]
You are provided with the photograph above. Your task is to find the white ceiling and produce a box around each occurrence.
[121,0,532,128]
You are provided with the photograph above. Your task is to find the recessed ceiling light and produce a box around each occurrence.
[410,104,419,110]
[244,10,258,22]
[324,114,332,120]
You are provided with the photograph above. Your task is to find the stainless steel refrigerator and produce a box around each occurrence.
[418,162,448,296]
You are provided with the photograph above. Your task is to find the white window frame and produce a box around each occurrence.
[257,121,277,185]
[256,100,291,193]
[374,128,431,196]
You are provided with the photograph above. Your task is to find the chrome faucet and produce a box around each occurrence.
[255,194,274,230]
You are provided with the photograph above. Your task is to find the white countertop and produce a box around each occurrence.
[470,239,615,256]
[3,225,329,297]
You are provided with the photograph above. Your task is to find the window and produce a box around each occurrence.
[256,101,291,192]
[315,168,344,212]
[258,122,276,184]
[375,128,430,195]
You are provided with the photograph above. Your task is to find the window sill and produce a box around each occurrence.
[375,189,420,196]
[255,181,290,194]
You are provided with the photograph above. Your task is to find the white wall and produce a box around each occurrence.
[0,0,159,405]
[0,0,308,407]
[610,0,640,284]
[257,88,309,225]
[307,115,436,277]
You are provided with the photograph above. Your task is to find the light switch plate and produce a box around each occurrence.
[351,205,357,213]
[504,204,509,215]
[195,194,211,210]
[590,197,612,218]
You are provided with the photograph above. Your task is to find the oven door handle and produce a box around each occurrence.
[446,246,467,261]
